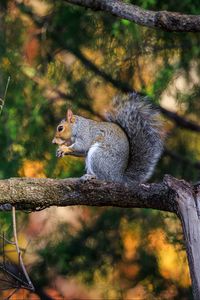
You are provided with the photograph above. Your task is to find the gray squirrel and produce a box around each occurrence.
[52,93,163,184]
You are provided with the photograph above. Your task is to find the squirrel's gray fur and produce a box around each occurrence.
[106,93,163,184]
[55,92,163,185]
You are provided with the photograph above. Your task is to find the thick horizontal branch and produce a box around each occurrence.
[0,176,178,212]
[65,0,200,32]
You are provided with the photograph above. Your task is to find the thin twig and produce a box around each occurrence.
[2,232,5,267]
[4,288,19,300]
[3,77,10,101]
[0,76,10,116]
[12,207,34,291]
[0,234,15,245]
[0,265,30,288]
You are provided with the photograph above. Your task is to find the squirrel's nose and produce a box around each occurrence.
[52,138,57,144]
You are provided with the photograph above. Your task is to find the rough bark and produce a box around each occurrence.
[0,176,175,212]
[0,175,200,298]
[65,0,200,32]
[166,177,200,300]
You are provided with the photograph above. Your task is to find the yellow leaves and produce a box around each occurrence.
[120,218,141,261]
[148,229,191,287]
[120,218,190,289]
[11,144,25,155]
[82,48,104,66]
[25,0,51,17]
[21,65,36,78]
[1,57,11,70]
[18,159,46,178]
[46,61,66,83]
[4,243,18,263]
[122,230,140,261]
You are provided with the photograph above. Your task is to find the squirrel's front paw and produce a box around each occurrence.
[56,148,65,158]
[56,145,73,157]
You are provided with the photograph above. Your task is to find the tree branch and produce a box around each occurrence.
[0,176,177,213]
[65,0,200,32]
[159,106,200,132]
[70,47,200,132]
[16,2,200,133]
[166,176,200,299]
[164,148,200,170]
[1,176,200,298]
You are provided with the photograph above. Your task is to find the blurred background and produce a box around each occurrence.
[0,0,200,299]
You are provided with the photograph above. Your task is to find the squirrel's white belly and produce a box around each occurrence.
[86,142,100,175]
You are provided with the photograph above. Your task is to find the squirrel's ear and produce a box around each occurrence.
[67,109,75,123]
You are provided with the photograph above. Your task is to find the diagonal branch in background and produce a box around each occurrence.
[65,0,200,32]
[164,149,200,169]
[0,176,200,299]
[65,47,200,132]
[159,107,200,132]
[64,46,132,93]
[16,2,200,133]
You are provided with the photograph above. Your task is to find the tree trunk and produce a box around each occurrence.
[166,176,200,300]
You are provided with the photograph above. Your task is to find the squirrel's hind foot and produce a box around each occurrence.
[80,174,97,182]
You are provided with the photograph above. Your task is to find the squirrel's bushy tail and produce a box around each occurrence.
[107,93,164,184]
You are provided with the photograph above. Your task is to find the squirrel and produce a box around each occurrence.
[52,93,163,185]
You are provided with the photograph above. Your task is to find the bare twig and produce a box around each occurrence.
[0,76,10,116]
[4,288,19,300]
[0,235,15,245]
[12,207,34,291]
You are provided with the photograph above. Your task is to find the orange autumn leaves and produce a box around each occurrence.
[148,229,190,287]
[18,160,46,178]
[122,227,190,288]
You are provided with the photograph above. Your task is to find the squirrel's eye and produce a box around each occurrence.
[57,125,64,132]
